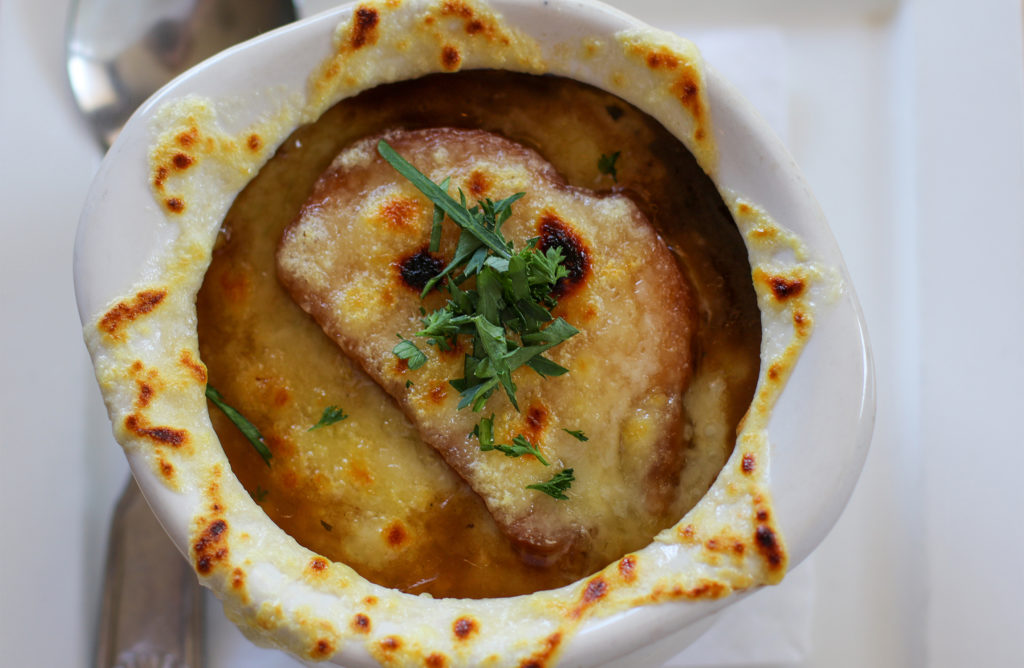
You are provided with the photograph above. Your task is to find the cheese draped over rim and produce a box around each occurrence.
[82,1,829,665]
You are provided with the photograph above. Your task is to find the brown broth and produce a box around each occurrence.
[196,71,760,599]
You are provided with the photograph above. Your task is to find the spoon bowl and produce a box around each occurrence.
[66,0,296,149]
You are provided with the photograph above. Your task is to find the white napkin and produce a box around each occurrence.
[668,558,815,666]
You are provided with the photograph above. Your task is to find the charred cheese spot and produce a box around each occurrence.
[193,519,228,574]
[100,290,166,337]
[172,153,193,170]
[231,567,245,590]
[309,557,329,573]
[377,196,421,231]
[379,636,401,651]
[794,310,811,335]
[426,653,448,668]
[741,453,756,473]
[519,632,562,668]
[385,521,408,548]
[537,212,589,297]
[767,363,783,381]
[137,381,155,407]
[453,616,477,640]
[158,458,174,480]
[583,576,608,602]
[645,49,680,69]
[427,382,448,404]
[524,403,548,438]
[179,351,208,384]
[349,6,379,49]
[672,72,701,115]
[176,127,198,147]
[165,197,185,213]
[124,414,188,447]
[769,275,805,301]
[618,555,637,582]
[154,165,169,189]
[352,613,371,633]
[437,1,509,43]
[440,0,473,18]
[311,638,334,659]
[441,44,461,71]
[572,576,609,617]
[684,581,728,599]
[398,248,443,291]
[755,525,784,569]
[467,169,489,196]
[247,134,262,152]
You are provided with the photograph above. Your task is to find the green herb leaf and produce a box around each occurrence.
[598,151,621,182]
[251,486,269,502]
[309,405,349,431]
[526,355,569,377]
[205,385,272,466]
[378,140,512,259]
[320,519,333,531]
[380,140,580,427]
[526,468,575,500]
[472,417,550,466]
[430,176,451,252]
[393,336,427,370]
[563,428,589,442]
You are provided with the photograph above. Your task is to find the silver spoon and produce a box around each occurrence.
[66,2,295,666]
[67,0,297,149]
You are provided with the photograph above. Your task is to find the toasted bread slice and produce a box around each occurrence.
[277,128,696,565]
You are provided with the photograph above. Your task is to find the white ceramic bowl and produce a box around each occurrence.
[75,1,874,665]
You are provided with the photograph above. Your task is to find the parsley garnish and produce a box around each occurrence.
[378,140,583,500]
[526,468,575,500]
[205,385,272,466]
[378,140,578,412]
[320,519,333,531]
[394,336,427,370]
[563,428,589,442]
[251,486,269,503]
[598,151,620,182]
[472,415,550,466]
[309,405,348,431]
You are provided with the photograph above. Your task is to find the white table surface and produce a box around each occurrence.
[2,0,1022,666]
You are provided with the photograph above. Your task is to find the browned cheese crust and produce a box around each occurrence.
[276,128,696,566]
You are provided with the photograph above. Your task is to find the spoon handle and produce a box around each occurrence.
[95,478,204,668]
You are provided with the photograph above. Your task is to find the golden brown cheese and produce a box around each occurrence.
[276,127,696,565]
